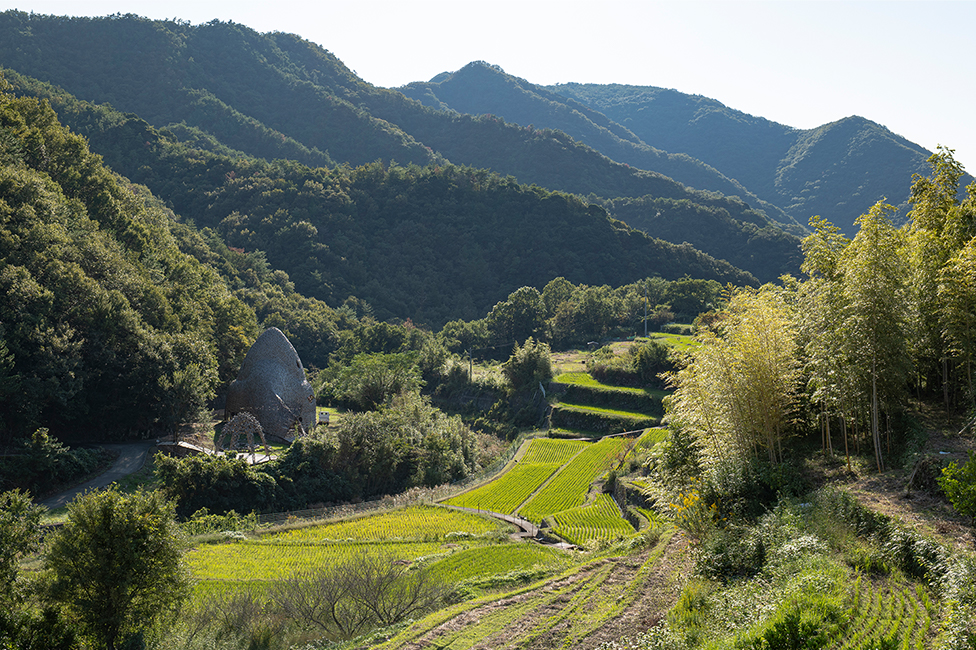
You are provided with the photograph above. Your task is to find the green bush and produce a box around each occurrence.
[317,352,423,411]
[155,454,278,518]
[696,525,765,580]
[700,457,805,520]
[938,451,976,526]
[628,339,674,386]
[501,337,552,391]
[749,606,839,650]
[0,429,109,495]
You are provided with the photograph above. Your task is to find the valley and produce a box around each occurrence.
[1,9,975,650]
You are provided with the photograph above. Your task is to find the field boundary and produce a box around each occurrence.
[513,445,588,517]
[441,504,540,538]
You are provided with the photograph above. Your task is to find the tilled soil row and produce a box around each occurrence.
[396,531,689,650]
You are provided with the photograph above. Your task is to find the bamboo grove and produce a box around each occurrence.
[665,147,976,476]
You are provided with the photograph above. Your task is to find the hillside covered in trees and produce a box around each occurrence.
[0,11,810,284]
[401,61,957,237]
[0,68,740,443]
[0,80,257,441]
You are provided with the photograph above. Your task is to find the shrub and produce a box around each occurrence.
[501,337,552,391]
[700,458,805,520]
[628,339,674,386]
[938,451,976,526]
[318,352,423,411]
[181,508,259,536]
[0,429,108,495]
[749,605,838,650]
[155,453,278,518]
[668,479,718,542]
[696,525,765,580]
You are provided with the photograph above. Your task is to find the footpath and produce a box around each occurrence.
[39,440,157,510]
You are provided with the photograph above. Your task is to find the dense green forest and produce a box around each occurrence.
[0,70,737,444]
[0,11,809,284]
[1,68,754,323]
[0,80,256,441]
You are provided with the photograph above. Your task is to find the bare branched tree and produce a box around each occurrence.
[269,552,447,639]
[346,552,448,626]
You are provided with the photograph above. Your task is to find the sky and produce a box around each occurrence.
[3,0,974,172]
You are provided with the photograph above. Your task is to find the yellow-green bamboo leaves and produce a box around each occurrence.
[666,286,800,469]
[839,201,909,472]
[939,236,976,393]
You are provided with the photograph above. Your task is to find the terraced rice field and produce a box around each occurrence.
[551,494,636,546]
[266,504,503,542]
[557,402,657,419]
[444,438,586,514]
[445,436,638,547]
[187,540,455,582]
[187,434,641,609]
[519,437,589,464]
[518,437,633,524]
[646,331,698,351]
[555,372,670,399]
[430,544,574,584]
[185,505,540,601]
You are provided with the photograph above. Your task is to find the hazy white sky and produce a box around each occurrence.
[3,1,974,172]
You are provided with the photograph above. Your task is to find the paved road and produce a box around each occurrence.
[441,504,540,538]
[39,440,158,510]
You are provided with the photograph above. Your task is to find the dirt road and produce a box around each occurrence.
[39,440,157,510]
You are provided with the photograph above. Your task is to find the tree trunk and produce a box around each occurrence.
[872,355,884,473]
[842,415,851,471]
[944,356,950,413]
[825,413,833,455]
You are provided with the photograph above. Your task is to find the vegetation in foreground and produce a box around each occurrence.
[1,40,976,649]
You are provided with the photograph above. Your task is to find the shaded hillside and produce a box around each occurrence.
[398,62,798,230]
[601,196,802,282]
[0,11,796,281]
[6,70,755,328]
[0,82,258,440]
[0,13,439,168]
[551,83,948,235]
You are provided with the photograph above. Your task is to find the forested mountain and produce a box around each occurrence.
[3,69,754,326]
[398,63,958,237]
[0,80,259,441]
[549,83,958,236]
[399,62,798,230]
[0,11,800,282]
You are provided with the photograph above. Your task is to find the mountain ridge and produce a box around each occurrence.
[3,67,756,330]
[548,81,951,234]
[0,11,804,283]
[4,11,962,291]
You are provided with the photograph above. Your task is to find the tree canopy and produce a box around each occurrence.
[46,489,190,650]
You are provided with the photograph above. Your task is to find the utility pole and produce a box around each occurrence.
[644,283,648,338]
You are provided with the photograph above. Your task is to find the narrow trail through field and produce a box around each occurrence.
[441,504,540,539]
[387,530,689,650]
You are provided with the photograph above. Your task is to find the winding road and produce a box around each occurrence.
[39,440,157,510]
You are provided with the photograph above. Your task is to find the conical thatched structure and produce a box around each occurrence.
[225,328,315,441]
